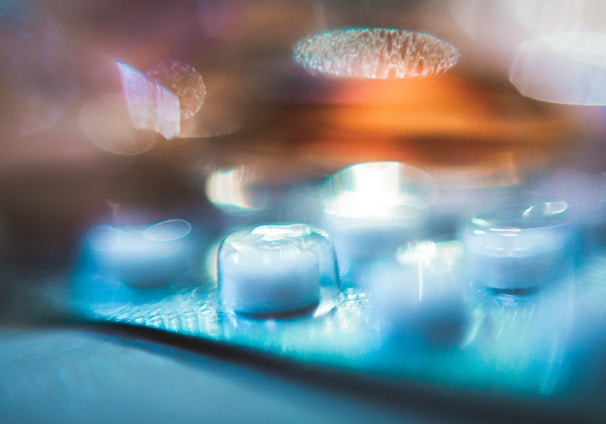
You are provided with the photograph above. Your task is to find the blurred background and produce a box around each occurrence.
[2,0,606,422]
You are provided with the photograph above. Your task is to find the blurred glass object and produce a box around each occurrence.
[292,28,459,79]
[321,161,438,262]
[217,224,340,317]
[363,241,466,345]
[145,59,207,120]
[0,0,78,136]
[510,32,606,105]
[463,197,578,292]
[80,218,193,288]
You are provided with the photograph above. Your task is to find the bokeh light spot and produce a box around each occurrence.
[292,28,459,79]
[145,59,207,120]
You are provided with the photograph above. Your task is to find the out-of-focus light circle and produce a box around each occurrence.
[79,94,159,156]
[145,59,206,120]
[292,28,459,79]
[510,32,606,105]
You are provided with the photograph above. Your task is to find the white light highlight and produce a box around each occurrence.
[323,162,438,223]
[321,162,438,261]
[205,166,267,214]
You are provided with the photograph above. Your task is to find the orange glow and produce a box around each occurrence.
[267,73,589,187]
[314,76,572,144]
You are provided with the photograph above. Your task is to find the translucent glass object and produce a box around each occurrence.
[71,218,589,406]
[463,199,577,291]
[292,28,460,79]
[79,219,193,288]
[218,224,340,316]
